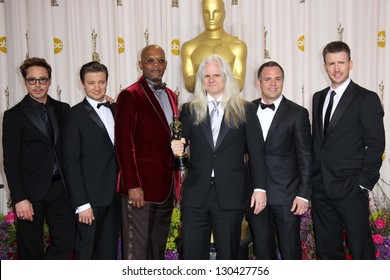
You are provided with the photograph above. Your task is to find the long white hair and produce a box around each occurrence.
[189,55,246,128]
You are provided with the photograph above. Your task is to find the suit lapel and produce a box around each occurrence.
[266,97,288,142]
[317,89,328,142]
[327,82,355,134]
[253,99,261,111]
[20,96,51,141]
[166,88,179,116]
[215,117,228,150]
[138,77,171,133]
[201,107,229,151]
[201,111,215,150]
[82,98,107,133]
[83,99,115,147]
[252,99,265,142]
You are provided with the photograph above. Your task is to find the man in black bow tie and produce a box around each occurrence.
[97,101,111,108]
[62,61,120,259]
[247,61,312,260]
[260,102,275,111]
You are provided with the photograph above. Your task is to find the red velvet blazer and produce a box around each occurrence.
[115,76,178,203]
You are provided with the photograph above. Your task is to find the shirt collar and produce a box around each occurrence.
[86,96,104,109]
[145,77,165,91]
[207,94,222,103]
[27,94,50,109]
[330,78,351,96]
[261,94,283,111]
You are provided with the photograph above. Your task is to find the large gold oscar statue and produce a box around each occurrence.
[181,0,248,93]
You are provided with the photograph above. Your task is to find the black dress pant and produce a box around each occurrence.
[312,185,375,260]
[75,195,120,259]
[183,180,244,260]
[247,204,302,260]
[16,178,76,260]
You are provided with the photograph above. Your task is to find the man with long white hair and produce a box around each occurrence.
[172,55,267,259]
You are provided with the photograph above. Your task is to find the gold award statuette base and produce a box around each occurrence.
[174,153,189,171]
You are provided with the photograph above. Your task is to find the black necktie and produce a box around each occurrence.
[153,82,166,90]
[97,101,110,109]
[323,90,336,136]
[43,104,54,143]
[260,102,275,111]
[43,103,59,175]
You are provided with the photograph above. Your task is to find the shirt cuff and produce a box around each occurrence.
[254,188,266,193]
[75,203,91,214]
[296,196,308,203]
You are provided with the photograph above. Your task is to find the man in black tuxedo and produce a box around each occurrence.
[247,61,312,259]
[171,55,267,260]
[2,57,76,259]
[312,41,385,259]
[62,61,120,259]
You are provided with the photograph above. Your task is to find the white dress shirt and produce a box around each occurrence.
[87,96,115,145]
[322,78,350,126]
[256,94,283,141]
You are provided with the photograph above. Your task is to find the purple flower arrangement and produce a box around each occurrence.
[299,194,390,260]
[369,195,390,260]
[0,211,17,260]
[2,194,389,260]
[300,209,317,260]
[0,210,51,260]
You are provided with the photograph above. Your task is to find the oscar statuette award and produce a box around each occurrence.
[171,115,189,170]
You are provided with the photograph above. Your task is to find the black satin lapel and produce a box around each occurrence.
[266,99,287,141]
[318,91,327,141]
[252,100,265,142]
[109,103,116,117]
[252,99,261,111]
[327,88,355,134]
[83,100,106,132]
[21,98,50,141]
[202,112,214,150]
[215,117,228,150]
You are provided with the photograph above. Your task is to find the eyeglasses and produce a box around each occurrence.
[142,58,166,65]
[26,77,49,85]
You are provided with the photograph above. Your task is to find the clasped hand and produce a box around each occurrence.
[171,138,186,155]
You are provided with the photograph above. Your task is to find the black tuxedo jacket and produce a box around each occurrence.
[3,95,70,204]
[180,101,267,210]
[62,98,119,208]
[312,81,385,199]
[253,97,312,205]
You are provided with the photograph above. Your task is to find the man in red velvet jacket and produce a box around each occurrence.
[115,45,179,260]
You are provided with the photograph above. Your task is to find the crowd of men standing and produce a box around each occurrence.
[2,40,385,260]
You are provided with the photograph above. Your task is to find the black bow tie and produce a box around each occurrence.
[260,102,275,111]
[97,101,110,109]
[153,83,166,90]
